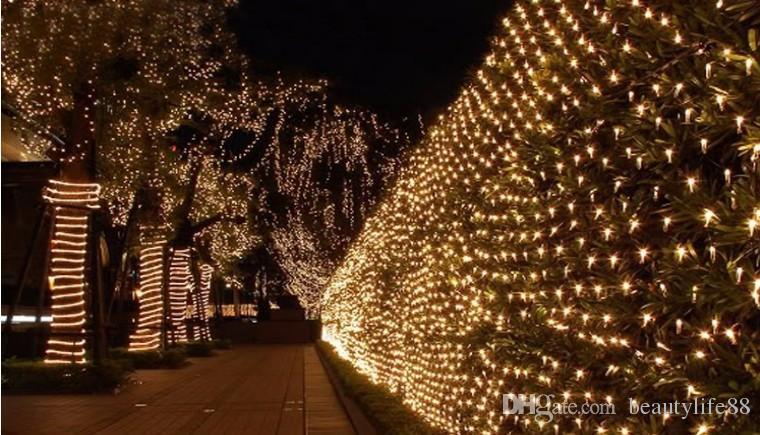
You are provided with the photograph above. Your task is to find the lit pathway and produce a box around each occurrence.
[2,345,356,435]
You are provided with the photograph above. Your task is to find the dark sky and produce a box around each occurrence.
[230,0,512,122]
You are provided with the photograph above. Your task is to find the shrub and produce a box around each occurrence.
[109,347,187,369]
[182,341,214,357]
[161,348,188,367]
[212,339,231,349]
[2,359,130,394]
[317,341,438,435]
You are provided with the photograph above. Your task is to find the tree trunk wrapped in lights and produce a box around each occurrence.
[322,1,759,433]
[128,227,166,351]
[43,180,100,364]
[190,263,213,341]
[167,248,191,344]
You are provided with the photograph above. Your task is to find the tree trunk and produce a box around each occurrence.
[59,83,96,182]
[172,158,202,246]
[44,84,102,364]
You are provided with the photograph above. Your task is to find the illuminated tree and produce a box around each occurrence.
[2,0,239,360]
[233,80,408,317]
[121,155,257,346]
[2,0,239,178]
[322,1,759,433]
[122,74,293,344]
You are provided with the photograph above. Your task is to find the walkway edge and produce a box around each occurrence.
[313,344,378,435]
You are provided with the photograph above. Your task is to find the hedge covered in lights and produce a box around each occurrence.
[322,1,759,433]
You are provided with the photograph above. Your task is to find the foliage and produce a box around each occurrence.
[110,348,187,369]
[3,0,263,285]
[317,341,439,435]
[212,339,232,350]
[256,89,409,316]
[322,0,760,433]
[2,0,238,163]
[188,158,259,280]
[2,0,408,307]
[181,341,216,357]
[2,359,131,394]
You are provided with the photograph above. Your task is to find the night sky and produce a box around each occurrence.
[230,0,512,123]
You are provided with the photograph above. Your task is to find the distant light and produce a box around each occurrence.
[1,315,52,323]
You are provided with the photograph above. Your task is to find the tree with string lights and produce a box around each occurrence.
[322,1,759,433]
[122,75,332,345]
[105,69,271,347]
[158,148,258,343]
[229,79,409,317]
[2,0,242,360]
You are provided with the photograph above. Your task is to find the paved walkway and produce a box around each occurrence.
[2,345,356,435]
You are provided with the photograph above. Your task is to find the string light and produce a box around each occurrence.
[207,304,257,318]
[255,92,407,317]
[190,263,213,341]
[322,0,759,433]
[167,248,191,344]
[2,0,240,166]
[44,180,100,364]
[128,227,166,351]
